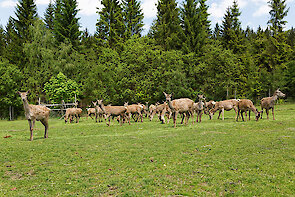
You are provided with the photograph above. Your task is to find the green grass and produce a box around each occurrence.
[0,104,295,196]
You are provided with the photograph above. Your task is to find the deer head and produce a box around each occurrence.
[92,101,97,106]
[97,99,103,106]
[124,102,128,107]
[163,92,173,102]
[274,89,286,98]
[17,90,30,102]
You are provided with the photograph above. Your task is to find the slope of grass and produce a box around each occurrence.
[0,104,294,196]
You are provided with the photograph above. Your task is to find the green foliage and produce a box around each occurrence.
[96,0,125,50]
[149,0,183,50]
[53,0,81,47]
[123,0,144,38]
[0,58,23,118]
[44,72,81,104]
[44,0,55,31]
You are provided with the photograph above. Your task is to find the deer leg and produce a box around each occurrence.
[28,120,33,141]
[41,119,49,138]
[260,108,263,119]
[241,110,245,121]
[190,110,194,125]
[266,109,269,119]
[199,111,203,123]
[272,107,275,120]
[160,111,165,124]
[249,111,251,121]
[173,112,178,128]
[128,113,132,125]
[217,110,221,119]
[222,108,224,121]
[236,109,240,122]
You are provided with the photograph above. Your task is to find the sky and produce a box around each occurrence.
[0,0,294,35]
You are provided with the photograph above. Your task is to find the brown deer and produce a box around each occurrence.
[86,102,96,120]
[65,108,82,123]
[17,90,50,141]
[261,89,285,120]
[97,100,127,126]
[209,99,239,120]
[148,103,157,121]
[163,92,194,128]
[124,102,143,125]
[154,102,171,124]
[92,101,104,122]
[204,100,216,119]
[194,95,206,123]
[237,99,261,121]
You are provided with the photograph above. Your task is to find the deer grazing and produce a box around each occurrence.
[163,92,194,128]
[65,107,83,123]
[148,103,158,121]
[261,89,285,120]
[97,100,127,126]
[237,99,261,121]
[92,101,104,122]
[204,100,216,119]
[194,95,206,123]
[209,99,239,120]
[17,90,50,141]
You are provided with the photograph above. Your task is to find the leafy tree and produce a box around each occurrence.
[123,0,144,38]
[44,72,81,104]
[54,0,81,47]
[0,58,23,118]
[44,0,55,31]
[149,0,183,50]
[96,0,125,50]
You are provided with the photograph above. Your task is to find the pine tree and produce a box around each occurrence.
[221,0,244,54]
[149,0,183,50]
[213,23,221,40]
[44,0,55,31]
[268,0,289,35]
[0,26,5,56]
[96,0,125,49]
[54,0,81,47]
[13,0,38,41]
[123,0,144,38]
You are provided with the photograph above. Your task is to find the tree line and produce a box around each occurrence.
[0,0,294,118]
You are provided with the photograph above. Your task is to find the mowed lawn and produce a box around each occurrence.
[0,104,294,196]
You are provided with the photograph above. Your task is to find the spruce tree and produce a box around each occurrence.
[149,0,183,50]
[96,0,125,49]
[44,0,55,31]
[54,0,81,47]
[13,0,38,41]
[123,0,144,38]
[213,23,221,40]
[0,26,5,56]
[221,0,244,54]
[268,0,289,35]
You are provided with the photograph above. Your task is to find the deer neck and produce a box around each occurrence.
[22,98,31,118]
[271,94,278,102]
[167,99,175,112]
[100,103,106,113]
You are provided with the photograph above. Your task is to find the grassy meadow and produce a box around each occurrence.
[0,104,294,196]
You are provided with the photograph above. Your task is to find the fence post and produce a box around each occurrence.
[9,106,14,121]
[269,89,271,97]
[61,100,65,116]
[226,87,229,100]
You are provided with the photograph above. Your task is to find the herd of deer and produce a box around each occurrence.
[17,89,286,141]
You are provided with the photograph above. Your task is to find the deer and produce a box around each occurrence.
[86,102,96,120]
[204,100,216,119]
[163,92,194,128]
[124,102,143,125]
[154,102,171,124]
[237,99,261,121]
[92,101,104,122]
[261,88,285,120]
[97,100,127,126]
[193,95,206,123]
[209,99,239,120]
[17,90,50,141]
[65,107,83,123]
[148,103,158,121]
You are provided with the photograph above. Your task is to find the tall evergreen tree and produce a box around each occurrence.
[213,23,221,40]
[13,0,38,41]
[0,26,5,56]
[221,0,244,54]
[54,0,81,47]
[96,0,125,49]
[123,0,144,38]
[44,0,55,31]
[149,0,183,50]
[268,0,289,35]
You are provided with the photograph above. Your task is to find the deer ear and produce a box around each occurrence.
[27,90,30,94]
[163,92,167,96]
[17,91,21,95]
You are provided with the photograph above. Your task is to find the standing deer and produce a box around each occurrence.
[209,99,239,120]
[65,108,83,123]
[204,100,216,119]
[17,90,50,141]
[92,101,104,122]
[163,92,194,128]
[86,102,96,120]
[148,103,157,121]
[124,102,143,125]
[194,95,206,123]
[97,100,127,126]
[261,89,285,120]
[237,99,261,121]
